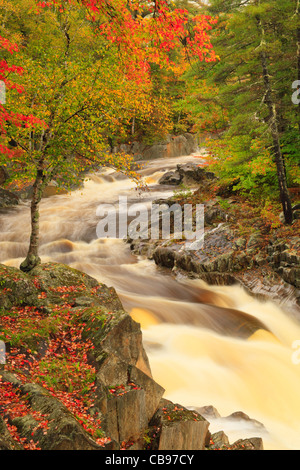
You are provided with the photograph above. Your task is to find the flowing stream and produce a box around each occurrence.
[1,151,300,450]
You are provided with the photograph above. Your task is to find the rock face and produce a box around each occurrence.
[0,262,264,450]
[129,190,300,310]
[113,134,198,161]
[149,399,210,450]
[267,238,300,289]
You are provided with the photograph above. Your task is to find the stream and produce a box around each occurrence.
[1,151,300,450]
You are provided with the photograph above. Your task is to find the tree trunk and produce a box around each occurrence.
[297,25,300,133]
[256,11,293,225]
[260,49,293,224]
[20,165,46,272]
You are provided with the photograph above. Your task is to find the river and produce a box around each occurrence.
[1,151,300,450]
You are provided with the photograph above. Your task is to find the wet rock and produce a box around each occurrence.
[153,247,176,269]
[0,264,39,309]
[225,411,265,430]
[158,162,216,186]
[209,431,230,450]
[128,365,165,422]
[266,239,300,289]
[158,170,181,185]
[247,231,264,249]
[28,262,124,311]
[177,163,215,184]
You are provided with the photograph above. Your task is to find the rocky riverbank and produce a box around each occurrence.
[0,262,263,450]
[129,163,300,315]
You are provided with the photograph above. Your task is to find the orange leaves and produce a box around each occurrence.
[39,0,217,83]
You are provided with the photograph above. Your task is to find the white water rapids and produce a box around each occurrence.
[1,152,300,450]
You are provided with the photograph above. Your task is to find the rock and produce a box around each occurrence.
[42,181,68,198]
[113,134,198,161]
[158,162,216,186]
[158,170,181,185]
[128,365,165,422]
[280,205,300,222]
[194,405,221,420]
[150,400,210,450]
[0,415,23,450]
[230,437,264,450]
[266,239,300,289]
[225,411,265,430]
[0,187,19,208]
[177,163,215,184]
[29,262,124,311]
[153,247,176,269]
[103,388,148,443]
[209,431,230,450]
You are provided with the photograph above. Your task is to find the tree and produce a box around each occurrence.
[0,0,217,271]
[186,0,298,223]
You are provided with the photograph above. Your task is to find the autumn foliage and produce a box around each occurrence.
[0,35,46,158]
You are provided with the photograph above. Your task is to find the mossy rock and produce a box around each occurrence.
[28,263,124,311]
[28,262,99,290]
[0,264,39,308]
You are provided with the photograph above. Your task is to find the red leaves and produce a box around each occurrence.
[108,382,141,397]
[0,31,47,159]
[38,0,217,84]
[0,301,109,448]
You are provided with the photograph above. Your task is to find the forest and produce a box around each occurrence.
[0,0,299,453]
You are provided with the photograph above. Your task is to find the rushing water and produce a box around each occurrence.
[1,151,300,450]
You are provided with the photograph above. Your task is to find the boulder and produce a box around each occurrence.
[103,388,148,443]
[0,374,118,450]
[149,400,210,450]
[158,170,181,185]
[230,437,264,450]
[209,431,230,450]
[177,163,215,184]
[42,181,68,198]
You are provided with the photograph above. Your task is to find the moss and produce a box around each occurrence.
[160,403,205,425]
